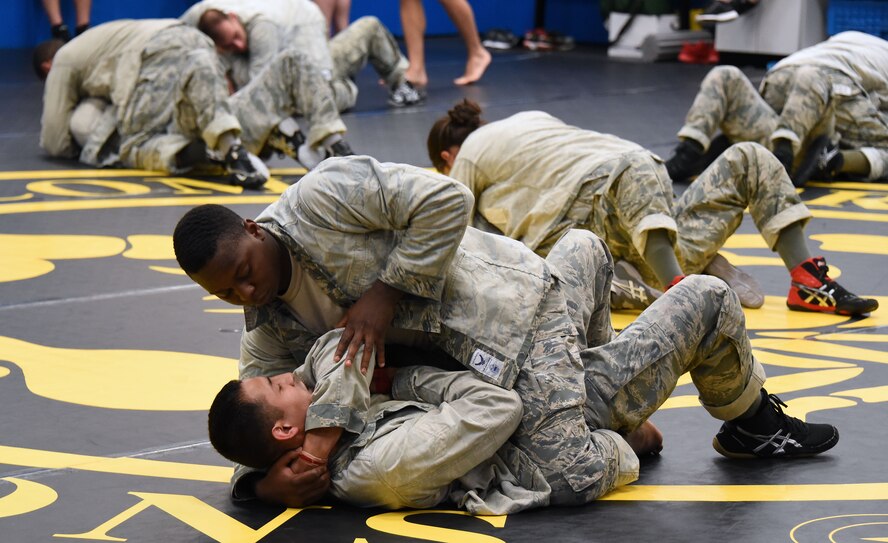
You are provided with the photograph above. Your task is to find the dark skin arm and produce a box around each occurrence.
[255,427,344,507]
[334,280,404,373]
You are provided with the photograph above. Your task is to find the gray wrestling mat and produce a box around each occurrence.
[0,39,886,542]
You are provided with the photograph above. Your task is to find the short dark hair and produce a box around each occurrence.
[198,9,229,43]
[32,39,66,80]
[173,204,246,275]
[208,380,281,468]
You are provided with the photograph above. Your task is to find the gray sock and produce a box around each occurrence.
[774,223,812,270]
[643,229,684,287]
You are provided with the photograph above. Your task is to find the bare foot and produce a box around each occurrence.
[454,49,491,86]
[404,66,428,88]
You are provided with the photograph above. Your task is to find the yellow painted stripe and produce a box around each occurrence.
[0,195,279,215]
[809,208,888,222]
[807,181,888,191]
[0,168,305,180]
[0,445,232,483]
[602,483,888,501]
[2,445,886,502]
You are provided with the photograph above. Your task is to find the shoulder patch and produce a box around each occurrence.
[469,349,505,381]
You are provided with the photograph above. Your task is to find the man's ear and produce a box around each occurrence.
[40,60,52,79]
[271,422,300,442]
[244,219,265,240]
[440,149,453,166]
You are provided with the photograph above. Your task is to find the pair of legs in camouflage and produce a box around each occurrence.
[116,26,241,173]
[230,47,348,155]
[326,16,414,111]
[548,143,807,290]
[510,229,765,504]
[675,65,888,181]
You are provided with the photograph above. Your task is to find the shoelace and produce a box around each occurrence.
[765,394,808,436]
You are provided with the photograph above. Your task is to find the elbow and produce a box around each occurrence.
[495,389,524,436]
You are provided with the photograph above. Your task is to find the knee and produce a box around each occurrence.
[352,15,382,32]
[550,229,613,276]
[704,65,743,86]
[677,275,741,314]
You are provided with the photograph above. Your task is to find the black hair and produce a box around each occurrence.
[427,99,485,171]
[172,204,246,275]
[207,380,281,469]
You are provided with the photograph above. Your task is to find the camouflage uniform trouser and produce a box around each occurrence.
[328,16,409,111]
[230,48,347,151]
[118,26,240,173]
[679,65,888,180]
[515,229,765,505]
[557,142,811,289]
[765,66,888,180]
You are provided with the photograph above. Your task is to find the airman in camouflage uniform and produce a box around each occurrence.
[40,19,241,173]
[674,31,888,181]
[39,19,349,174]
[444,111,810,292]
[183,0,418,110]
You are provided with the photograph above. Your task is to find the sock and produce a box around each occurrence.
[772,138,794,172]
[217,132,240,156]
[838,150,870,176]
[643,229,684,288]
[774,223,811,270]
[319,133,343,150]
[733,390,764,421]
[277,117,300,137]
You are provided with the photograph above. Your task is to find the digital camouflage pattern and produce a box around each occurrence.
[327,16,409,111]
[120,25,240,172]
[560,141,810,289]
[230,48,347,151]
[680,64,888,180]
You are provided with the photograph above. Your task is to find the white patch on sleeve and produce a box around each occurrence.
[469,349,504,381]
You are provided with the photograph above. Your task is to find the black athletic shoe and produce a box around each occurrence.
[329,140,355,157]
[665,139,704,182]
[388,81,425,107]
[791,135,830,187]
[813,143,844,180]
[696,0,759,26]
[223,145,269,190]
[772,138,794,174]
[51,23,71,41]
[264,128,306,160]
[713,389,839,458]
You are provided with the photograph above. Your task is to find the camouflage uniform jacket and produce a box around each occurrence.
[239,156,555,391]
[40,19,182,159]
[181,0,327,89]
[290,330,542,514]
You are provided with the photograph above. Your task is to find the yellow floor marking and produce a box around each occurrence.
[809,209,888,222]
[833,384,888,403]
[810,234,888,255]
[123,235,175,260]
[602,482,888,501]
[754,349,855,369]
[816,333,888,343]
[807,181,888,191]
[149,265,186,275]
[0,168,304,181]
[721,235,769,249]
[0,169,163,180]
[0,234,126,282]
[0,446,231,482]
[0,195,279,215]
[0,478,57,518]
[0,336,236,410]
[4,446,888,504]
[752,338,888,364]
[661,368,863,410]
[783,395,857,420]
[716,251,785,267]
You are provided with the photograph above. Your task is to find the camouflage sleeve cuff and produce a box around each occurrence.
[378,265,444,300]
[596,429,640,489]
[860,147,887,180]
[305,403,366,435]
